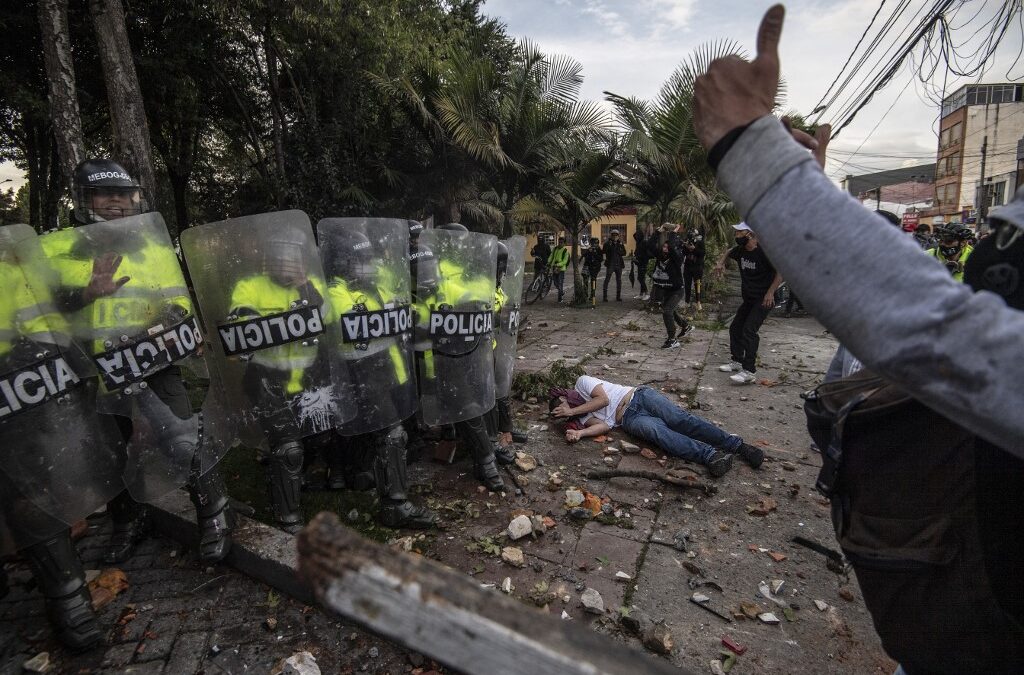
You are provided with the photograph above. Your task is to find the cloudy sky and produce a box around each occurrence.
[481,0,1023,181]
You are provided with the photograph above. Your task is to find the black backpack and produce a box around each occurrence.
[804,370,1024,674]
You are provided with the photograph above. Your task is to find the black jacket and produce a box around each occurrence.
[531,241,551,261]
[603,239,626,270]
[650,232,686,290]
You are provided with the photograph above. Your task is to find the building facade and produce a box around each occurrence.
[922,83,1024,228]
[523,208,638,259]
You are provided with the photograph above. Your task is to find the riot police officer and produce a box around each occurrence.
[319,219,436,528]
[927,225,973,282]
[1,224,125,649]
[417,223,503,491]
[44,159,233,564]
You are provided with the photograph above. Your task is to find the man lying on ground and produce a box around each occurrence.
[550,375,763,477]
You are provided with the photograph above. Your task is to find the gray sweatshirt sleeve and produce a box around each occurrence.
[717,115,1024,455]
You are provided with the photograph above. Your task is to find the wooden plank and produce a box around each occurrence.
[298,512,690,675]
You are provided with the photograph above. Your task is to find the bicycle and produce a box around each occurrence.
[524,265,552,304]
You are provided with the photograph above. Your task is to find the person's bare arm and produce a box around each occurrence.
[552,384,610,418]
[565,419,611,443]
[712,247,733,276]
[763,271,783,308]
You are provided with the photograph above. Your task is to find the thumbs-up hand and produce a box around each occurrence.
[693,4,785,150]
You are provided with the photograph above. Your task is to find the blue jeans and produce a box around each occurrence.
[552,270,566,299]
[621,387,741,464]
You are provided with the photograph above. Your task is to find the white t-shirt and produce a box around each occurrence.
[574,375,634,428]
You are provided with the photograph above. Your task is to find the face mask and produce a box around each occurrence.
[964,223,1024,310]
[735,236,749,247]
[940,244,959,257]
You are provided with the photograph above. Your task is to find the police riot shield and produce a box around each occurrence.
[416,227,496,425]
[495,236,526,399]
[318,218,417,435]
[0,224,125,554]
[40,212,208,503]
[181,210,345,453]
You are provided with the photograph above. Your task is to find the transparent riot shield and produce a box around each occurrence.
[415,228,496,426]
[495,236,525,399]
[0,224,125,554]
[40,212,209,502]
[181,210,345,454]
[317,218,417,435]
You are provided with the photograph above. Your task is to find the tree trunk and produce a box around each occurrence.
[88,0,157,201]
[37,0,85,195]
[25,121,42,230]
[265,27,287,209]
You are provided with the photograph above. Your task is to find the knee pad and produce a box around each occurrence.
[270,441,304,471]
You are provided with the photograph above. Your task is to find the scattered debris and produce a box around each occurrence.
[615,571,632,581]
[514,452,537,472]
[758,581,788,608]
[530,515,548,534]
[564,488,584,507]
[757,612,780,625]
[619,440,640,454]
[265,617,278,631]
[738,602,764,620]
[746,497,778,517]
[640,448,658,460]
[602,446,621,456]
[642,623,674,654]
[561,610,572,620]
[22,652,50,673]
[501,547,525,567]
[768,551,787,562]
[721,635,747,655]
[390,536,415,552]
[88,568,128,610]
[507,515,534,540]
[783,607,797,622]
[770,579,785,595]
[814,600,830,611]
[603,455,621,468]
[691,593,710,603]
[619,607,651,636]
[581,588,605,614]
[546,473,564,490]
[500,577,513,594]
[270,651,321,675]
[581,493,603,515]
[585,468,715,494]
[838,588,855,602]
[689,596,734,623]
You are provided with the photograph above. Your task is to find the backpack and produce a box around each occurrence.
[803,370,1024,674]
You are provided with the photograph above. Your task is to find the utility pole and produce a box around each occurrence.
[978,135,988,226]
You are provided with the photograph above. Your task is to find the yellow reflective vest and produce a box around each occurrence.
[927,245,973,283]
[325,278,409,385]
[228,275,326,395]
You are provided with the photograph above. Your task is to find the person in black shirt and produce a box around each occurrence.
[632,225,651,300]
[713,223,782,384]
[602,230,626,301]
[682,225,706,311]
[650,223,693,348]
[531,238,552,277]
[581,237,603,307]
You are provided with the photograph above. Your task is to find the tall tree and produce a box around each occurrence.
[36,0,84,197]
[88,0,157,205]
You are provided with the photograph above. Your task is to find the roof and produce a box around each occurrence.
[843,164,935,196]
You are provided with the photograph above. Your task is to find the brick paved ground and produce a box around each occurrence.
[0,519,429,674]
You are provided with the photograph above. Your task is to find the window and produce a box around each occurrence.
[990,85,1020,104]
[600,223,626,241]
[988,181,1007,208]
[940,128,950,148]
[936,184,958,207]
[948,122,962,145]
[537,231,555,246]
[945,152,960,176]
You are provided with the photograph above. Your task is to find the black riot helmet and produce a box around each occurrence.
[435,222,469,260]
[408,220,424,247]
[72,158,146,224]
[409,242,438,300]
[322,226,374,285]
[937,226,961,258]
[495,240,509,287]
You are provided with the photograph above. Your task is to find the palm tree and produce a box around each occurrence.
[512,133,628,303]
[606,41,757,245]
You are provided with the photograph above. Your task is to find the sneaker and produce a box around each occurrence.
[718,362,741,372]
[729,370,756,384]
[706,451,734,478]
[633,293,644,300]
[661,339,680,349]
[640,293,649,301]
[734,442,765,469]
[677,324,694,339]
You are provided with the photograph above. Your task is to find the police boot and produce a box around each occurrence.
[458,417,505,492]
[24,533,102,651]
[486,406,514,465]
[266,441,304,534]
[104,491,149,564]
[187,464,234,564]
[324,443,348,491]
[373,427,437,529]
[497,397,529,444]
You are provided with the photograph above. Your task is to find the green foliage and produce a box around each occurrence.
[511,358,586,402]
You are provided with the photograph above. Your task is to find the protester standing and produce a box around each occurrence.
[650,223,692,348]
[682,225,705,311]
[632,225,651,300]
[547,236,570,303]
[602,229,626,301]
[713,223,781,383]
[530,237,551,277]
